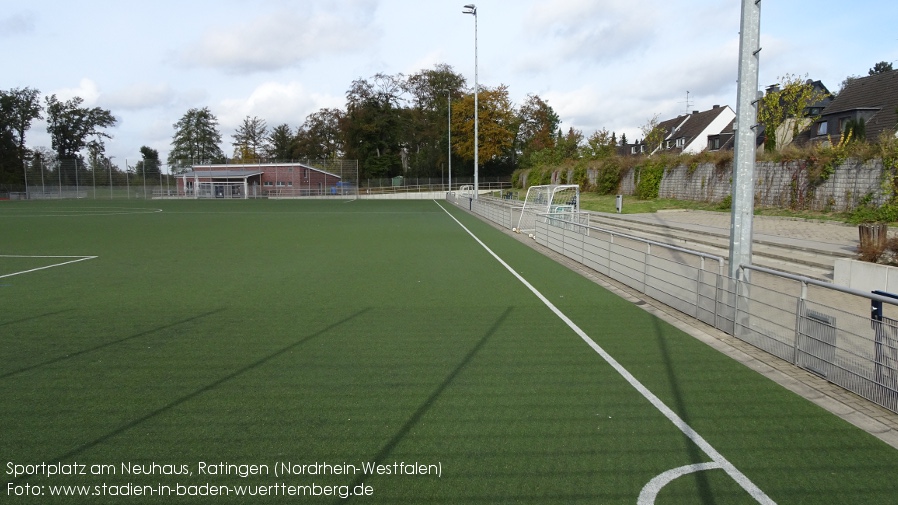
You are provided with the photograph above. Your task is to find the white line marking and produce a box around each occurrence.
[0,255,98,279]
[638,463,722,505]
[435,201,775,505]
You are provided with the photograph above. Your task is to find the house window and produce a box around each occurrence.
[839,117,851,133]
[817,122,828,135]
[676,138,685,147]
[710,138,720,150]
[264,181,273,187]
[631,146,638,154]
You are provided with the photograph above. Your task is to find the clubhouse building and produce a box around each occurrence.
[175,163,343,198]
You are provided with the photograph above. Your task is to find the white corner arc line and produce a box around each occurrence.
[0,255,98,279]
[435,201,776,505]
[638,462,722,505]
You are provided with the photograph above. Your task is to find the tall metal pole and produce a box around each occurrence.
[22,159,28,199]
[445,89,452,193]
[108,157,113,199]
[729,0,762,280]
[463,4,478,199]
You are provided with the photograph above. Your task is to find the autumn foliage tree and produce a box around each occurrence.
[758,74,827,151]
[451,84,517,175]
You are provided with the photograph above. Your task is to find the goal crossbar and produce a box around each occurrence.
[515,184,580,234]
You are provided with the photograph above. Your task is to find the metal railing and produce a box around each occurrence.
[447,193,898,413]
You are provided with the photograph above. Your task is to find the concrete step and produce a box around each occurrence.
[586,213,851,281]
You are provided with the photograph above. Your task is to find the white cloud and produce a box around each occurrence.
[0,11,36,37]
[103,83,177,111]
[520,0,658,67]
[50,78,102,105]
[217,81,344,133]
[179,4,379,74]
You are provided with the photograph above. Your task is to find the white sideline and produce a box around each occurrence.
[0,255,98,279]
[434,201,775,505]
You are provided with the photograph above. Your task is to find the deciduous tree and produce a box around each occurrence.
[640,114,666,155]
[44,95,116,162]
[517,94,559,167]
[135,146,162,179]
[451,84,516,173]
[758,74,827,151]
[295,108,344,160]
[870,61,894,75]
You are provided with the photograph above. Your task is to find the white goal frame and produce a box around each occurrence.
[514,184,581,234]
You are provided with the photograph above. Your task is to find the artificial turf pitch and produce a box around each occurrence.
[2,198,898,504]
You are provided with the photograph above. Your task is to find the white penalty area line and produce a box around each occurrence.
[434,201,775,505]
[0,255,98,279]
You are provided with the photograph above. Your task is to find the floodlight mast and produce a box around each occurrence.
[729,0,761,280]
[442,88,452,193]
[463,4,478,199]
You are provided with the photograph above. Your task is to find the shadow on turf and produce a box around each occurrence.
[0,308,75,328]
[651,316,717,504]
[341,307,513,503]
[11,308,373,485]
[0,308,229,381]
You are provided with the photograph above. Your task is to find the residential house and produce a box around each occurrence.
[762,80,833,150]
[626,105,736,155]
[806,70,898,144]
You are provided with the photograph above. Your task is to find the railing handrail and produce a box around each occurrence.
[741,263,898,306]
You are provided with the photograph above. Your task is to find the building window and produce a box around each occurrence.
[264,181,273,187]
[710,138,720,150]
[817,122,828,136]
[676,138,685,147]
[287,181,293,187]
[304,168,309,179]
[276,181,285,187]
[839,117,851,133]
[631,146,638,154]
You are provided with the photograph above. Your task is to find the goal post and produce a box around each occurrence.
[514,184,581,234]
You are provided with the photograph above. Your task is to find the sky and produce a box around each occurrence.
[2,0,897,171]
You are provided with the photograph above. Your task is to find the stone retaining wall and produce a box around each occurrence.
[641,159,887,211]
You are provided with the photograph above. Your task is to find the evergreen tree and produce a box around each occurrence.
[168,107,224,172]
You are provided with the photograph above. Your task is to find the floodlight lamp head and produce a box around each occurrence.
[463,4,476,15]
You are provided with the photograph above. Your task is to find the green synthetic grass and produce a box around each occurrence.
[1,199,897,504]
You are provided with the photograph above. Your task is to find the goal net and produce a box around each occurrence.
[514,184,582,234]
